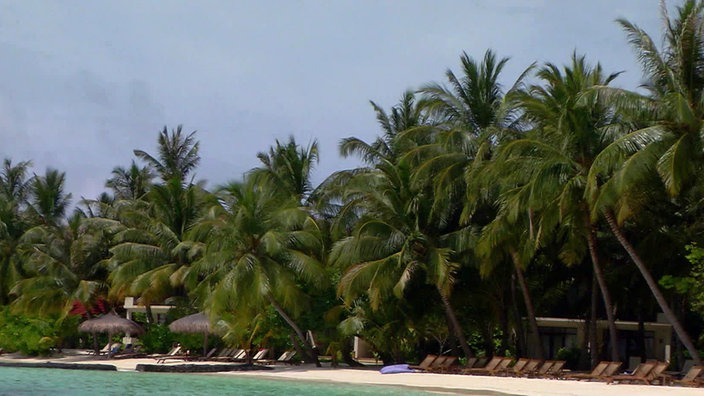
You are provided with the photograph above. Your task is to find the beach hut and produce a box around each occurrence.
[78,312,143,358]
[169,312,214,356]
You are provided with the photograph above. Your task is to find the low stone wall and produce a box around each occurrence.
[0,361,117,371]
[136,363,274,373]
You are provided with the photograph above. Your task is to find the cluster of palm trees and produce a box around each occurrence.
[2,0,704,367]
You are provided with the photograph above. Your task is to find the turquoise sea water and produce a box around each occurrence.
[0,367,437,396]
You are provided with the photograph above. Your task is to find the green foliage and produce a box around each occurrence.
[138,323,176,354]
[662,244,704,321]
[0,308,78,356]
[556,347,582,370]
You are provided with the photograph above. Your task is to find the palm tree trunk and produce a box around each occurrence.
[267,294,321,367]
[436,287,473,358]
[604,211,702,366]
[589,275,598,367]
[586,227,619,361]
[510,251,544,359]
[511,272,527,356]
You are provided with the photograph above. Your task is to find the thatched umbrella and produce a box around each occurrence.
[78,312,143,358]
[169,312,213,356]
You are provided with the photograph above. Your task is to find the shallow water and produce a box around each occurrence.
[0,367,436,395]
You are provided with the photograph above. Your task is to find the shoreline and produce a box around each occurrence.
[0,351,701,396]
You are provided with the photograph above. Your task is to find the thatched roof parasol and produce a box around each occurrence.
[79,312,143,357]
[169,312,213,356]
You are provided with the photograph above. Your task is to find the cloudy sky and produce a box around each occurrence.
[1,1,664,202]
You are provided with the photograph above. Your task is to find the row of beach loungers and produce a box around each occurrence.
[412,354,704,387]
[154,346,298,365]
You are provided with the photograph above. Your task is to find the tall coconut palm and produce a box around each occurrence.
[587,0,704,365]
[11,215,108,317]
[134,125,200,184]
[192,179,326,366]
[249,136,319,204]
[331,148,475,358]
[105,160,155,200]
[0,159,33,304]
[107,180,207,311]
[26,168,71,228]
[497,54,623,361]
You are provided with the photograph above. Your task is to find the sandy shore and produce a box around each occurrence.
[0,352,701,396]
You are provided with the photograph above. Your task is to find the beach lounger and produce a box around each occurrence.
[462,356,511,376]
[502,358,529,377]
[464,357,478,369]
[527,360,555,378]
[256,350,299,365]
[563,361,609,380]
[666,365,704,387]
[157,347,218,363]
[541,360,567,379]
[409,354,438,370]
[428,356,459,373]
[607,360,658,384]
[250,348,270,362]
[211,348,242,361]
[513,359,543,377]
[154,346,184,363]
[421,355,450,372]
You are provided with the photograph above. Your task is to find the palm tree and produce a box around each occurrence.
[107,180,207,313]
[331,146,475,358]
[249,136,319,204]
[587,0,704,365]
[134,125,200,183]
[105,160,154,200]
[11,215,108,317]
[0,159,33,304]
[497,54,623,361]
[26,168,71,227]
[192,179,326,366]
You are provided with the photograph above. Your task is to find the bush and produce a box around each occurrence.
[139,323,177,354]
[0,308,75,356]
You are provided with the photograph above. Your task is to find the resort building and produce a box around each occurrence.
[529,316,673,367]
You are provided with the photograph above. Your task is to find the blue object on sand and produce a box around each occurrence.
[380,364,415,374]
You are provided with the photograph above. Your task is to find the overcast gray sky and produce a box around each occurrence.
[1,1,663,202]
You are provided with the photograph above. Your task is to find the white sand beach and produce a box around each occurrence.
[0,352,701,396]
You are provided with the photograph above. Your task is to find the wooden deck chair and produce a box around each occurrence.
[155,346,188,363]
[564,361,609,380]
[216,347,233,358]
[153,345,181,362]
[642,361,670,385]
[409,354,438,370]
[257,350,299,365]
[514,359,543,377]
[423,355,450,372]
[461,356,502,375]
[503,358,529,377]
[529,360,555,378]
[252,348,270,361]
[464,357,478,369]
[212,347,238,361]
[607,360,657,384]
[542,360,567,379]
[430,356,459,373]
[668,365,704,387]
[463,356,511,376]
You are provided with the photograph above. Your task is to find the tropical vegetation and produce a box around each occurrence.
[2,0,704,369]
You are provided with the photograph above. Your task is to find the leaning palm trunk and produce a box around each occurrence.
[510,251,544,360]
[589,275,599,366]
[586,227,620,362]
[604,211,702,366]
[437,288,473,358]
[267,295,321,367]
